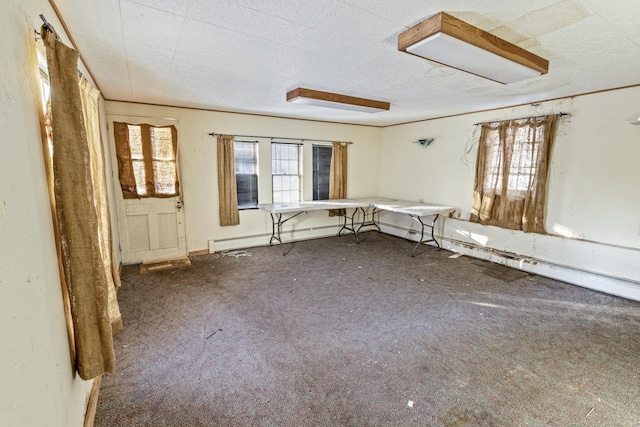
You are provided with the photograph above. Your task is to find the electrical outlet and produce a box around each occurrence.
[419,198,424,203]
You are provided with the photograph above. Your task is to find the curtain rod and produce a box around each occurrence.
[474,112,568,126]
[39,14,54,34]
[37,15,84,78]
[208,133,352,145]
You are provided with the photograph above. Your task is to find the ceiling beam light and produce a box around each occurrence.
[286,88,390,113]
[398,12,549,84]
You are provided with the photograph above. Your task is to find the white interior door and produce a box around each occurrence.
[108,114,187,264]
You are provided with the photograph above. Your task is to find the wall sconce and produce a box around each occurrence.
[398,12,549,84]
[413,138,434,147]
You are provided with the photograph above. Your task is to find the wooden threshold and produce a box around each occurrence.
[188,249,210,257]
[140,256,192,273]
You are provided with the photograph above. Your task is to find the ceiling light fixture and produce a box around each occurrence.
[398,12,549,84]
[286,87,390,113]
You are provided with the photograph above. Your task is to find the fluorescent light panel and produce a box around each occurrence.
[398,12,548,84]
[287,88,390,113]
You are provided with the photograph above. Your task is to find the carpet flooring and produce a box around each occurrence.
[95,233,640,426]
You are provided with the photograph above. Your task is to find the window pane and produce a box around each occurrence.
[236,174,258,208]
[132,160,147,195]
[280,175,291,192]
[483,133,502,192]
[127,125,143,159]
[313,145,332,200]
[234,141,258,208]
[290,175,299,191]
[153,161,177,195]
[292,159,300,174]
[272,175,282,191]
[39,74,50,110]
[150,127,175,160]
[145,127,179,195]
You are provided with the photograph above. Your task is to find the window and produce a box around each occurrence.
[312,145,332,200]
[471,115,559,233]
[234,140,258,209]
[272,143,302,203]
[39,69,50,111]
[113,123,179,199]
[483,125,541,195]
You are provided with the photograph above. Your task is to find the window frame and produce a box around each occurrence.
[471,115,559,233]
[271,142,302,204]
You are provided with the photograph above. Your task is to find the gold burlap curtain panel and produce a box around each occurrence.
[43,26,117,379]
[470,115,559,233]
[113,122,179,199]
[79,78,123,335]
[217,134,240,226]
[328,141,348,217]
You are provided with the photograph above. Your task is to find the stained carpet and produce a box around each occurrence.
[95,233,640,426]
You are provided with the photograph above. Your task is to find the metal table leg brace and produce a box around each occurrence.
[410,213,440,257]
[269,211,305,256]
[357,206,381,233]
[337,208,361,242]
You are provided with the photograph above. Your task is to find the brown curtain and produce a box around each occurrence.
[43,27,115,379]
[470,115,559,233]
[217,134,240,226]
[79,77,122,334]
[113,122,138,198]
[113,122,179,199]
[328,141,348,217]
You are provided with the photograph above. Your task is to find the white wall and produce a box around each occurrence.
[0,1,94,426]
[105,101,382,254]
[105,89,640,300]
[379,89,640,300]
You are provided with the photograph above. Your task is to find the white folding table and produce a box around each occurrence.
[258,199,370,255]
[365,199,455,256]
[259,197,455,256]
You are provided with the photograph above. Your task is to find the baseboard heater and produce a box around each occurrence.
[208,224,340,253]
[378,220,640,302]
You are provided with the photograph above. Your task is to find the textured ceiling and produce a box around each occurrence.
[52,0,640,126]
